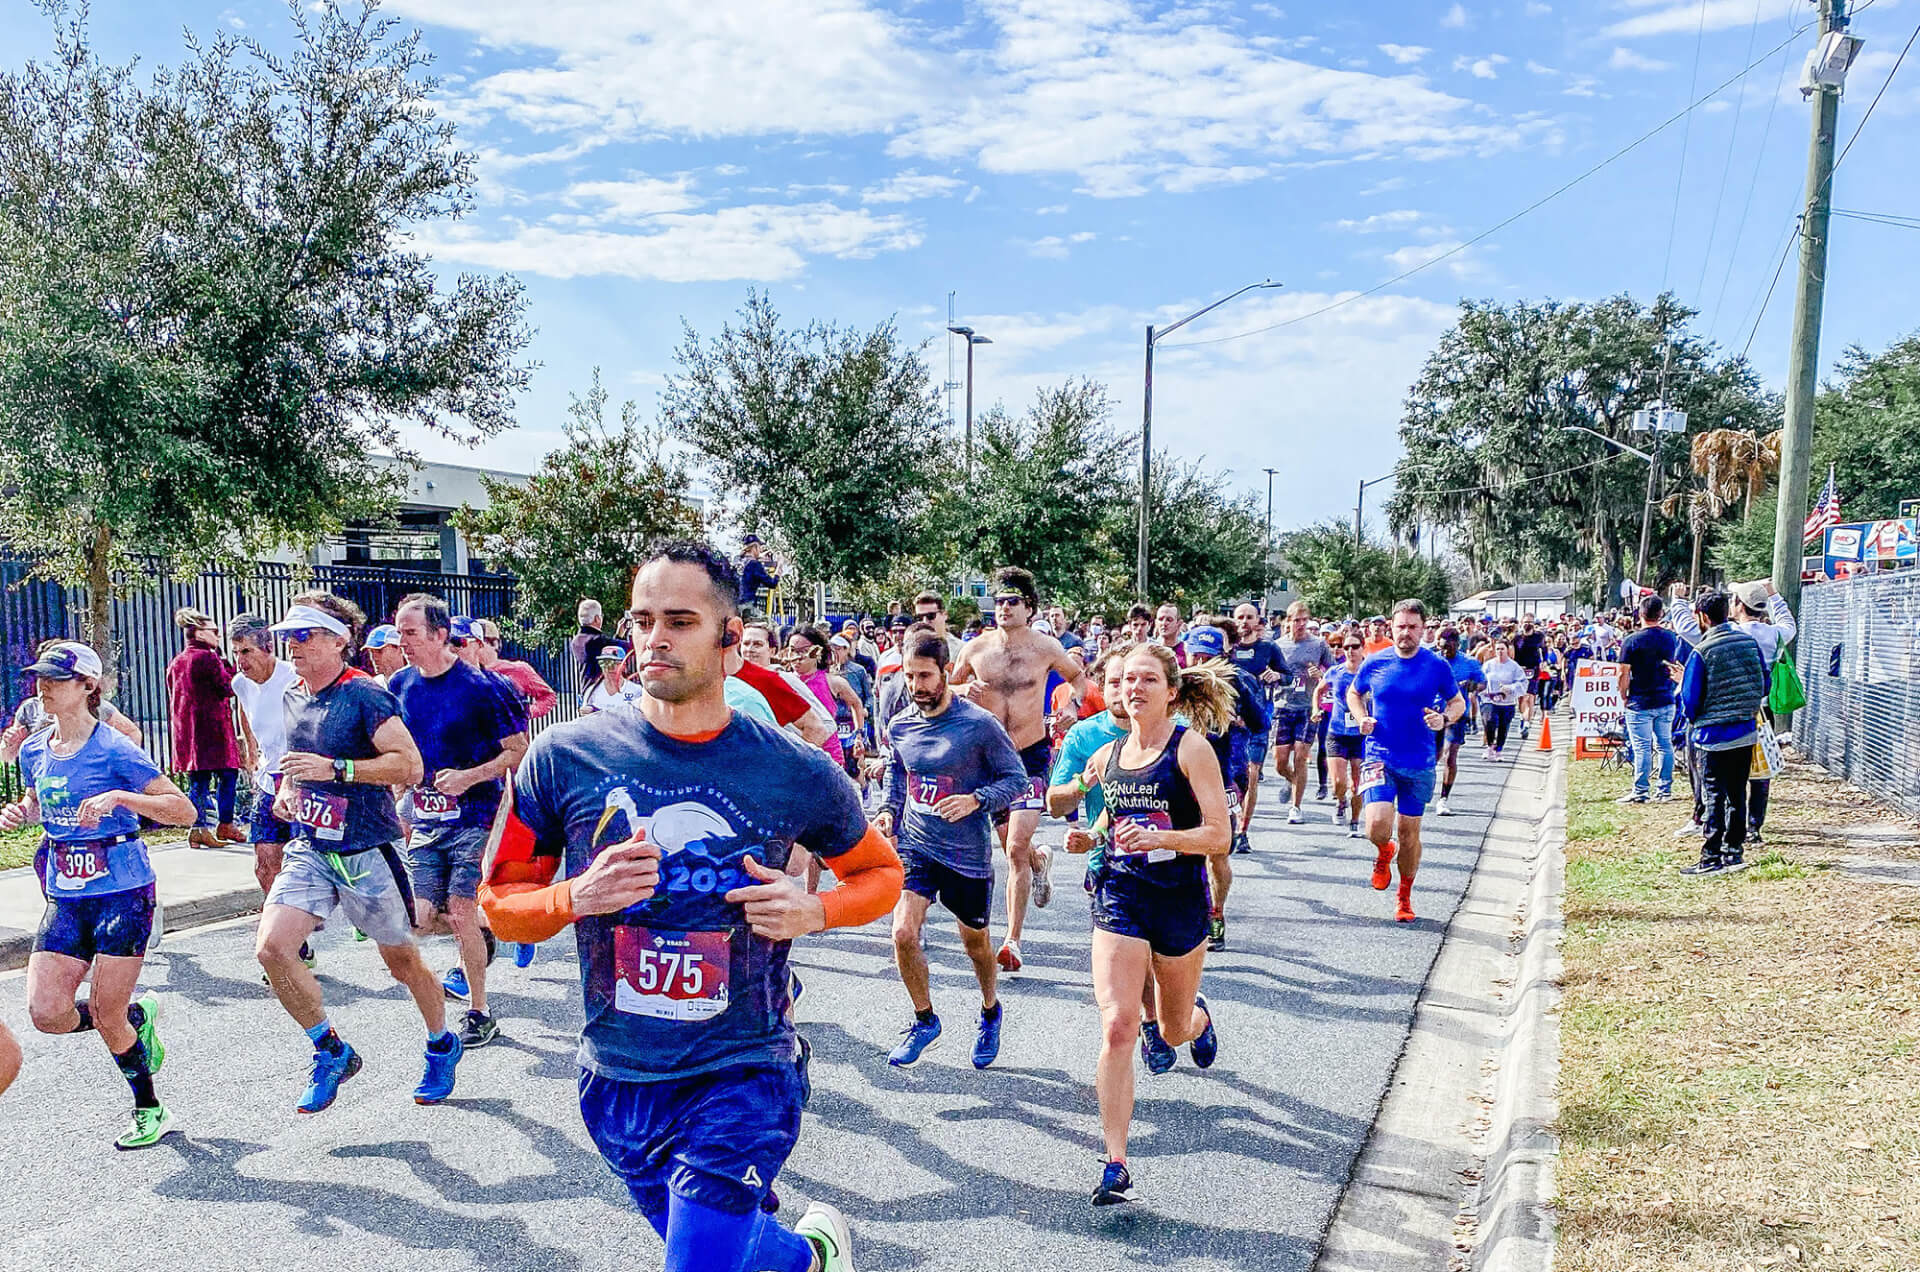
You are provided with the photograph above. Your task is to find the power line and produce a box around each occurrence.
[1395,453,1630,501]
[1662,0,1714,292]
[1833,208,1920,230]
[1708,23,1794,339]
[1695,0,1770,306]
[1162,24,1815,351]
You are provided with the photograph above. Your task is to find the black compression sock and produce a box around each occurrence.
[482,927,497,965]
[126,1000,146,1031]
[914,1007,937,1026]
[113,1041,159,1109]
[981,1002,1001,1021]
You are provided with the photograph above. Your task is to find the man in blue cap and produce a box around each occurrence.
[738,535,781,611]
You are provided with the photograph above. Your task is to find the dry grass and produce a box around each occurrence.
[1556,754,1920,1271]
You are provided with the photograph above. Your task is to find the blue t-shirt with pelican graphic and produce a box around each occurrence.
[512,707,870,1084]
[22,723,163,897]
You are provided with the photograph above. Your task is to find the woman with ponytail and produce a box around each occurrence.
[1069,642,1233,1206]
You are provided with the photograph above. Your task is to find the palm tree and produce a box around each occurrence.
[1662,488,1726,592]
[1690,428,1781,521]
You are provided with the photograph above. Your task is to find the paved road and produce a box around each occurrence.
[0,749,1518,1272]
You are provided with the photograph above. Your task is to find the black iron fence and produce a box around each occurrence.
[0,557,582,800]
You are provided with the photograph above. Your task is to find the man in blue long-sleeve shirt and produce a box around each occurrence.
[1676,590,1768,876]
[876,632,1030,1070]
[736,535,780,612]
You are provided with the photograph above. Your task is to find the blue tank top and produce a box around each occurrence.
[1101,724,1205,888]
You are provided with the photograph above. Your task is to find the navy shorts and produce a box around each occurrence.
[250,786,294,846]
[407,825,487,909]
[1090,868,1209,959]
[1244,727,1270,767]
[579,1056,810,1219]
[1362,757,1437,817]
[1435,716,1471,750]
[1329,732,1365,762]
[35,884,157,961]
[1272,707,1312,748]
[901,851,992,931]
[992,738,1053,826]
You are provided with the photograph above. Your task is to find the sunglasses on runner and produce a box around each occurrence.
[993,594,1025,607]
[281,629,323,643]
[1342,642,1364,650]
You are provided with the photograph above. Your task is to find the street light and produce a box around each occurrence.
[1355,473,1394,547]
[1560,424,1657,586]
[1263,466,1279,596]
[947,325,993,478]
[1138,280,1282,597]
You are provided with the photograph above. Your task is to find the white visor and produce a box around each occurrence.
[269,604,351,638]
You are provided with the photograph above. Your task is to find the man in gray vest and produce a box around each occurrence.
[1675,590,1768,876]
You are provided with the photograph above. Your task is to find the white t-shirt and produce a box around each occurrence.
[583,679,645,713]
[231,660,301,774]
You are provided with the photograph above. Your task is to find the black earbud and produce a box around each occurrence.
[721,626,739,648]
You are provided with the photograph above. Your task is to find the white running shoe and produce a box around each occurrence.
[1031,845,1054,909]
[1436,797,1452,817]
[795,1201,856,1272]
[1287,805,1305,825]
[1330,803,1345,825]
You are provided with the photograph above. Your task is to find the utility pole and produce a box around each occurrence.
[1770,0,1855,624]
[1636,338,1672,587]
[1138,324,1154,600]
[1263,467,1278,596]
[946,323,992,480]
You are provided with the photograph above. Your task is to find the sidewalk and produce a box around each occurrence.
[0,839,263,970]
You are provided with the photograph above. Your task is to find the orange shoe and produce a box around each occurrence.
[1395,881,1416,923]
[996,940,1023,973]
[1370,842,1394,891]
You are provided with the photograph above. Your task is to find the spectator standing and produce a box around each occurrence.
[167,606,244,849]
[737,534,780,611]
[1617,596,1683,804]
[568,599,616,694]
[1676,591,1768,875]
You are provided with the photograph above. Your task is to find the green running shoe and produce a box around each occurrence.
[114,1104,176,1151]
[795,1201,856,1272]
[134,992,164,1074]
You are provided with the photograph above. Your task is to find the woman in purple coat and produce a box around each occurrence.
[166,607,244,848]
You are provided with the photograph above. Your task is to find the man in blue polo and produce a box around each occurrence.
[1347,599,1465,925]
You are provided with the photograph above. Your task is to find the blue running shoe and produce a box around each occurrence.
[1139,1021,1177,1075]
[1092,1159,1136,1206]
[972,1006,1002,1069]
[887,1016,942,1068]
[513,943,536,969]
[1190,994,1218,1070]
[442,966,470,1001]
[297,1044,362,1114]
[414,1033,463,1105]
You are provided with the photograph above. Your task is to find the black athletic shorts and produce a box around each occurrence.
[992,737,1054,827]
[900,850,993,931]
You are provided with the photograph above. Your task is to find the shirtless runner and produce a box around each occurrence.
[951,566,1087,972]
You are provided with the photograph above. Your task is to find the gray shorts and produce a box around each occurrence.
[407,825,487,911]
[266,840,417,948]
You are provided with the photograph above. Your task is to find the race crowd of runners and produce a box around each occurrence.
[0,534,1793,1271]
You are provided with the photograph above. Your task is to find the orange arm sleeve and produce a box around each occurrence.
[477,792,576,943]
[816,825,903,931]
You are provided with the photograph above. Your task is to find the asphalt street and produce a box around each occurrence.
[0,745,1519,1272]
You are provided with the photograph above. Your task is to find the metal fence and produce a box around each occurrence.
[1796,570,1920,819]
[0,557,584,799]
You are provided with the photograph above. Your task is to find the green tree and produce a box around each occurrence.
[454,369,706,648]
[941,379,1131,611]
[1131,455,1271,614]
[661,290,946,600]
[1386,294,1774,603]
[1708,491,1777,581]
[0,1,531,653]
[1811,334,1920,522]
[1278,522,1451,620]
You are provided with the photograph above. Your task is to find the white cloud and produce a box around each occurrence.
[1440,3,1469,29]
[1563,77,1603,98]
[1331,209,1423,233]
[1024,231,1098,259]
[1383,239,1484,279]
[1035,204,1070,215]
[1524,1,1551,14]
[384,0,933,141]
[1603,0,1772,39]
[1378,43,1430,64]
[1360,176,1409,196]
[1453,53,1509,80]
[1525,60,1557,76]
[417,203,922,283]
[946,305,1132,352]
[860,171,967,204]
[889,3,1540,197]
[1608,47,1673,73]
[559,175,703,222]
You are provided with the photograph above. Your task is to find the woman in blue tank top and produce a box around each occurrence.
[1069,642,1236,1207]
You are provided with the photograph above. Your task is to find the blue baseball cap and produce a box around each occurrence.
[449,616,476,641]
[1183,627,1226,659]
[365,624,401,649]
[24,641,104,681]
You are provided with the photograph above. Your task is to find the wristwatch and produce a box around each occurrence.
[332,757,348,782]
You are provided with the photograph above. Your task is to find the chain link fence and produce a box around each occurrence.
[1796,571,1920,819]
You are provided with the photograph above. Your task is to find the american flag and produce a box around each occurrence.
[1803,464,1841,544]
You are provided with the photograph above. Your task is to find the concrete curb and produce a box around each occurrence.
[1475,746,1564,1272]
[0,881,264,973]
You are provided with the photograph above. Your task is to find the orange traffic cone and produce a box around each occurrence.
[1537,714,1553,751]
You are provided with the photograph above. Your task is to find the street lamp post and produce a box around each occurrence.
[1561,424,1657,585]
[1138,280,1282,598]
[1355,473,1394,547]
[946,325,993,478]
[1263,466,1279,595]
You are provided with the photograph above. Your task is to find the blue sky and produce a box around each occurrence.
[11,0,1918,537]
